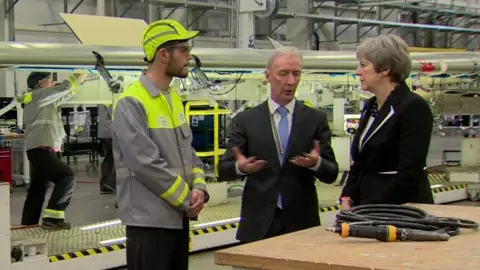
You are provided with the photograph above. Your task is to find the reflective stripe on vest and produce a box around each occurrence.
[193,167,206,185]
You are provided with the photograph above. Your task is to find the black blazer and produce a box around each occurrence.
[341,82,435,206]
[218,100,339,243]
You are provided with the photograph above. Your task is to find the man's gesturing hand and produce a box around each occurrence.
[187,189,205,218]
[290,140,320,168]
[233,146,267,174]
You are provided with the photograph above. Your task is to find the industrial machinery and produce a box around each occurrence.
[4,46,480,115]
[0,13,477,270]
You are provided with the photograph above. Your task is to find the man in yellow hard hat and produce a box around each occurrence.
[112,19,209,270]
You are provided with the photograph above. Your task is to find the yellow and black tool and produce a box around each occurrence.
[326,223,450,242]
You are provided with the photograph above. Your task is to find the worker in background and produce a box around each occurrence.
[97,104,116,195]
[340,34,434,209]
[112,19,209,270]
[21,71,88,230]
[218,47,339,243]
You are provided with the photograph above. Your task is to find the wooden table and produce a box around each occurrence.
[215,204,480,270]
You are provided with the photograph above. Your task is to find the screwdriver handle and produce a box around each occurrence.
[330,223,450,242]
[344,224,397,242]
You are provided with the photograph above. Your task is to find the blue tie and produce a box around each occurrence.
[276,106,289,209]
[277,106,289,156]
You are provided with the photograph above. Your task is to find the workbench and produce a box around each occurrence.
[215,204,479,270]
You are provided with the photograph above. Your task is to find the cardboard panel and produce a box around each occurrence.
[59,13,147,46]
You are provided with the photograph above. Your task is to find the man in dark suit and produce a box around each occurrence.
[218,47,339,243]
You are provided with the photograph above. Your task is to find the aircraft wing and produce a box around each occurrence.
[59,13,147,47]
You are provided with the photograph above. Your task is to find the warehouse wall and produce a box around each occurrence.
[311,1,382,51]
[397,0,480,50]
[9,0,480,46]
[2,0,480,97]
[10,0,383,47]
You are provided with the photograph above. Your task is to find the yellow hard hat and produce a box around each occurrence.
[142,19,199,62]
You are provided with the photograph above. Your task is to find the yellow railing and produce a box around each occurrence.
[184,101,232,177]
[303,100,313,108]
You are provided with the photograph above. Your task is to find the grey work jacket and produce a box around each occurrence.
[112,75,208,230]
[23,77,80,150]
[97,104,113,139]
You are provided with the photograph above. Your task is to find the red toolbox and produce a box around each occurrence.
[0,148,13,192]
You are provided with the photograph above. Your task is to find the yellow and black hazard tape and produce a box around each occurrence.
[320,205,340,212]
[433,184,468,193]
[49,243,126,262]
[190,222,239,236]
[48,205,341,262]
[190,205,340,236]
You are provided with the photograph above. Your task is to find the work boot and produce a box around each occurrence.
[42,218,72,230]
[100,184,115,195]
[100,189,115,195]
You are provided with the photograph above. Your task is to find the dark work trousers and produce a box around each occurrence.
[21,148,75,225]
[239,207,285,245]
[126,218,190,270]
[264,207,286,239]
[99,138,116,192]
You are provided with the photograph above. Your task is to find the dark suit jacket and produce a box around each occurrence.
[218,100,339,243]
[341,82,435,206]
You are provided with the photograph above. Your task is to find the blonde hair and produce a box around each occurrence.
[356,34,411,82]
[266,46,303,69]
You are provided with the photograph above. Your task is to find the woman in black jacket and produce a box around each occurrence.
[340,34,435,210]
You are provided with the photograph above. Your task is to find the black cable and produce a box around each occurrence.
[335,204,479,237]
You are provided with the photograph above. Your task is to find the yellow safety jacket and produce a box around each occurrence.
[112,75,208,229]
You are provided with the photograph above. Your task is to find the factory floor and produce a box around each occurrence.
[8,135,480,270]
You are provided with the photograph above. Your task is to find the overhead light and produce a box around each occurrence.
[462,93,480,97]
[80,220,121,231]
[445,90,460,94]
[99,237,126,246]
[193,218,240,230]
[10,44,27,49]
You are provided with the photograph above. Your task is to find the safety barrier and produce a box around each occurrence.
[184,101,232,177]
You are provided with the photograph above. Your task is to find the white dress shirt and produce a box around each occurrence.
[268,96,296,136]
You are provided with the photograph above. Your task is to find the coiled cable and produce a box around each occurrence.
[335,204,479,237]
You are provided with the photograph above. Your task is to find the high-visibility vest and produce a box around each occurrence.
[112,78,207,228]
